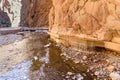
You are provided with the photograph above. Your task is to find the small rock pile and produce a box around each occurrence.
[60,45,120,80]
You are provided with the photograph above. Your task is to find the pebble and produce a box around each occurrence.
[82,73,87,76]
[106,59,109,63]
[73,59,80,64]
[76,74,84,80]
[44,43,51,48]
[67,72,73,75]
[72,76,76,79]
[107,65,114,72]
[82,56,87,60]
[61,52,67,56]
[34,56,38,60]
[94,71,99,76]
[109,72,120,80]
[65,75,70,79]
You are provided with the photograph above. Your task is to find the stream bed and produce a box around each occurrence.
[0,31,120,80]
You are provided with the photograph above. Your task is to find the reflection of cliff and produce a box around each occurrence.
[0,9,11,27]
[20,0,52,27]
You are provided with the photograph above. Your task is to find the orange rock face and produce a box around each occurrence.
[49,0,120,41]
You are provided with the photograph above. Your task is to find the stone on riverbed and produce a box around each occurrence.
[109,72,120,80]
[107,65,115,72]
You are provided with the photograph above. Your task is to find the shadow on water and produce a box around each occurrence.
[0,32,93,80]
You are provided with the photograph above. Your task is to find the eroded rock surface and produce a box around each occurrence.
[0,9,11,27]
[49,0,120,41]
[20,0,52,27]
[0,0,52,27]
[0,0,22,27]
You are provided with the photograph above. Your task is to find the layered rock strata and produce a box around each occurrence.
[49,0,120,41]
[49,0,120,51]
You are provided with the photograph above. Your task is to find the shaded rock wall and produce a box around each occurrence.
[0,9,11,27]
[20,0,52,27]
[0,0,52,27]
[0,0,22,27]
[49,0,120,41]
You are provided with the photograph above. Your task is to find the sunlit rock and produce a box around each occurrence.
[110,72,120,80]
[107,65,115,72]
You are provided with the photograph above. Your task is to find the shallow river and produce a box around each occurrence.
[0,32,93,80]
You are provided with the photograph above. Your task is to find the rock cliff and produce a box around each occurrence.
[0,0,22,27]
[20,0,52,27]
[49,0,120,41]
[0,0,120,51]
[0,9,11,27]
[0,0,52,27]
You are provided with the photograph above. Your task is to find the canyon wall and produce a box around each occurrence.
[0,0,52,27]
[0,0,120,51]
[0,9,11,27]
[0,0,22,27]
[49,0,120,41]
[20,0,52,27]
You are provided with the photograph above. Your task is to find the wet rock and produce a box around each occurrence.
[73,59,80,64]
[107,65,114,72]
[82,73,87,77]
[60,52,67,56]
[82,56,87,60]
[94,71,99,76]
[65,75,70,79]
[75,74,84,80]
[72,76,76,80]
[34,56,38,60]
[44,43,51,48]
[109,72,120,80]
[106,59,110,63]
[67,72,73,76]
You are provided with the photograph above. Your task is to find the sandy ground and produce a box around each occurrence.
[0,33,33,74]
[0,34,23,46]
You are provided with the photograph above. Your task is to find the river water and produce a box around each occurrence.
[0,32,93,80]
